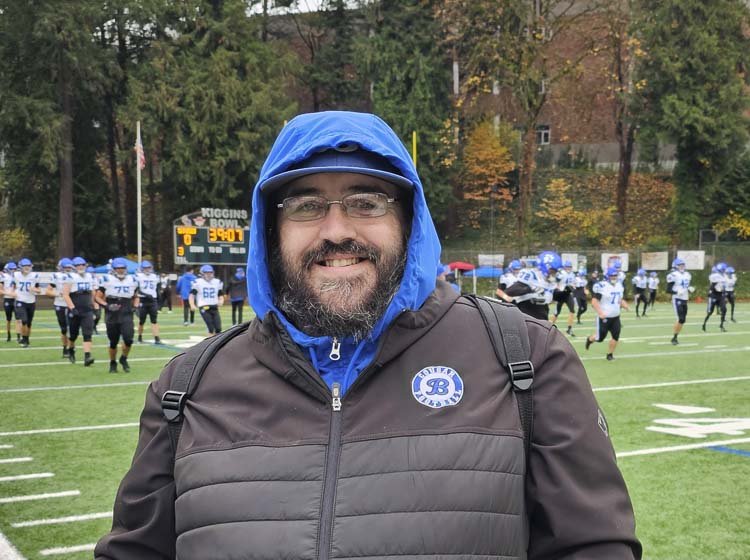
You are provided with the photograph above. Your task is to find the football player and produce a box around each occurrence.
[631,268,648,317]
[666,257,694,345]
[48,258,74,357]
[504,251,560,321]
[724,266,737,323]
[495,259,521,302]
[702,263,727,332]
[135,260,163,344]
[95,258,139,373]
[647,271,659,310]
[189,264,225,336]
[1,262,20,342]
[9,258,42,347]
[550,259,576,335]
[574,270,589,324]
[63,256,97,366]
[585,266,629,360]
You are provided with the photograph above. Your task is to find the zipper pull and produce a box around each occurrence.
[332,382,342,411]
[329,337,341,361]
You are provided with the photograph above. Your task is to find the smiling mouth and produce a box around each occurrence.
[320,257,365,267]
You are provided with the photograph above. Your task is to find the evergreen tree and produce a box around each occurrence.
[358,0,455,226]
[635,0,750,242]
[121,0,296,262]
[0,0,106,259]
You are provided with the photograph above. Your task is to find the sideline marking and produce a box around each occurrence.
[0,381,149,394]
[0,444,14,449]
[0,457,32,464]
[0,356,171,369]
[594,375,750,392]
[0,423,138,437]
[40,543,95,556]
[12,512,111,528]
[0,531,25,560]
[0,473,53,483]
[709,446,750,458]
[648,342,698,347]
[581,346,750,361]
[705,345,727,349]
[0,490,79,504]
[617,437,750,458]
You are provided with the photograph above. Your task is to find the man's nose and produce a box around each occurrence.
[317,203,357,242]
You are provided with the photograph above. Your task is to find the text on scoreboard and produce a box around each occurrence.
[173,225,249,265]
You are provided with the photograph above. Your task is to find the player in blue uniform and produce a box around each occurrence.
[176,267,197,326]
[574,270,589,323]
[666,258,694,345]
[190,265,225,335]
[551,259,577,335]
[9,258,42,347]
[95,258,140,373]
[585,267,630,360]
[48,258,74,357]
[631,268,648,317]
[504,251,560,320]
[724,266,737,322]
[495,260,521,302]
[702,263,727,332]
[63,256,97,366]
[136,260,163,344]
[647,271,659,310]
[1,262,19,342]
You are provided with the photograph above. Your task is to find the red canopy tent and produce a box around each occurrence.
[446,262,475,292]
[447,261,475,271]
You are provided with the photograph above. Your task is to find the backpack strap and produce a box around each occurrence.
[161,322,251,467]
[464,294,535,457]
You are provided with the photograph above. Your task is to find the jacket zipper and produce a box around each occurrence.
[318,382,343,560]
[329,337,341,361]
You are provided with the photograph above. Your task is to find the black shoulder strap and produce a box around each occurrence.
[464,294,534,457]
[161,322,251,466]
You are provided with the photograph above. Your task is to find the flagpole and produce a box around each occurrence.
[136,121,143,266]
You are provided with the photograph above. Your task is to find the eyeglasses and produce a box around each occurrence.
[277,192,398,222]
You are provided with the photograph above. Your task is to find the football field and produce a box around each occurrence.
[1,303,749,559]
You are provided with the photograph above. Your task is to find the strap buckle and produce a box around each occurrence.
[508,361,534,391]
[161,390,187,422]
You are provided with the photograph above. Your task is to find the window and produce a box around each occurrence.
[536,125,551,146]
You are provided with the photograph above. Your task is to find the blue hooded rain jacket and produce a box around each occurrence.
[247,111,442,395]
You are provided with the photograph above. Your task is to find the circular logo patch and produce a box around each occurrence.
[411,366,464,409]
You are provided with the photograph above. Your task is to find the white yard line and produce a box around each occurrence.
[0,531,25,560]
[0,423,138,437]
[0,473,53,483]
[0,490,78,504]
[618,437,750,458]
[648,342,699,346]
[581,346,750,360]
[0,356,171,368]
[0,381,149,394]
[11,512,111,528]
[39,544,95,556]
[595,375,750,392]
[0,457,32,464]
[0,444,15,449]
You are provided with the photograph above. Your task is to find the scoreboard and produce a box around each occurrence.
[173,225,250,265]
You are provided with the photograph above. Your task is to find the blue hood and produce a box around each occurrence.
[247,111,441,394]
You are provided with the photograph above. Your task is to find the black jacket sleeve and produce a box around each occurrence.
[526,324,641,559]
[95,367,179,559]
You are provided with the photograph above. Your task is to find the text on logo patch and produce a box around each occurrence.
[411,366,464,409]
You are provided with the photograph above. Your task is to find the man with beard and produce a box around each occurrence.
[96,112,640,560]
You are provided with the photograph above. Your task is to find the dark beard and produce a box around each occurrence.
[269,238,407,341]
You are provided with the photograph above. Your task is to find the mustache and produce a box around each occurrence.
[302,239,380,268]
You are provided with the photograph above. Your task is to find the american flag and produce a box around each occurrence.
[134,129,146,171]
